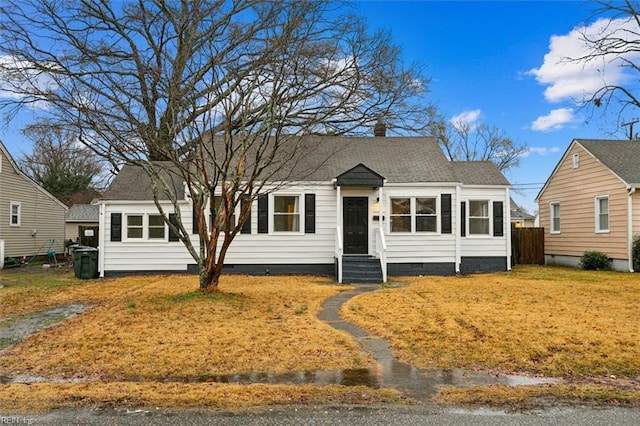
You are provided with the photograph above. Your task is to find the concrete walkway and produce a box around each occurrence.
[318,284,558,402]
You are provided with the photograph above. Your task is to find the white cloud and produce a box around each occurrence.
[529,17,640,103]
[522,146,562,157]
[530,107,576,132]
[450,109,481,130]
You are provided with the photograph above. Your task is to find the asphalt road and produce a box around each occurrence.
[5,404,639,425]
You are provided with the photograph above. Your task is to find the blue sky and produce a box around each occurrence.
[0,1,633,214]
[354,0,633,214]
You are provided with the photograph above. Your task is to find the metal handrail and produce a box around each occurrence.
[376,227,387,283]
[335,227,343,283]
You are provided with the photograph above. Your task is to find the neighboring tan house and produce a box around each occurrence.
[0,139,67,268]
[510,199,536,228]
[536,139,640,272]
[66,203,100,247]
[98,135,512,282]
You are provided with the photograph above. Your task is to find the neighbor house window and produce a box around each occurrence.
[273,195,300,232]
[390,197,438,233]
[550,202,561,233]
[390,198,411,232]
[148,214,166,239]
[468,200,490,235]
[572,153,580,169]
[596,196,609,233]
[9,202,20,226]
[126,215,143,239]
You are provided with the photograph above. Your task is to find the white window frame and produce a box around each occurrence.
[9,201,21,227]
[550,202,561,234]
[389,196,440,234]
[124,213,169,241]
[467,199,491,236]
[595,195,609,233]
[271,193,303,234]
[147,214,167,240]
[572,153,580,169]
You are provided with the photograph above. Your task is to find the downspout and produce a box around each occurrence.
[98,202,106,278]
[506,186,512,271]
[455,185,461,273]
[335,181,342,283]
[628,187,636,272]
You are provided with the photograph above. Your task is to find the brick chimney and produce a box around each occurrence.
[374,117,386,137]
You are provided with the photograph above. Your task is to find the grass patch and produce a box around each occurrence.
[341,265,640,378]
[0,274,368,380]
[0,382,403,413]
[436,384,640,409]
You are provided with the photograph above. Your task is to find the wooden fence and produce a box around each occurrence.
[511,227,545,265]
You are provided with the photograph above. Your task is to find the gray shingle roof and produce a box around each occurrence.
[577,139,640,186]
[102,136,509,201]
[66,204,99,222]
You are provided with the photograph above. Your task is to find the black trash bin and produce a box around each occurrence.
[73,247,98,279]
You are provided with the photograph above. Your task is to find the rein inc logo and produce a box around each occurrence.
[0,417,34,425]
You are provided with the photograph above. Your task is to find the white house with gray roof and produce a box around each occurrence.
[537,139,640,272]
[98,135,511,282]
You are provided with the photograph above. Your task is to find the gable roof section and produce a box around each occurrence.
[536,138,640,201]
[577,139,640,187]
[66,204,100,222]
[336,163,385,187]
[103,136,509,201]
[0,139,68,210]
[450,161,510,186]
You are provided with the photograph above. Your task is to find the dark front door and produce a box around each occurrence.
[343,197,368,254]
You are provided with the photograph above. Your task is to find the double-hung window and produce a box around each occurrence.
[125,214,168,240]
[148,214,166,239]
[126,215,144,239]
[273,195,300,232]
[468,200,490,235]
[595,196,609,233]
[9,202,20,226]
[390,197,438,233]
[550,202,561,234]
[390,198,411,232]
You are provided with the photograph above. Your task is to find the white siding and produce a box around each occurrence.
[382,185,457,263]
[100,182,510,274]
[460,187,509,257]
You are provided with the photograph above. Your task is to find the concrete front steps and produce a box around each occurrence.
[341,255,384,283]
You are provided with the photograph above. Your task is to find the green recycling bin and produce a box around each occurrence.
[73,247,99,279]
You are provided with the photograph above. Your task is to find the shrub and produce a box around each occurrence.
[633,236,640,272]
[580,251,610,270]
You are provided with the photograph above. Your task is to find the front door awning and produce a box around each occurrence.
[336,163,385,188]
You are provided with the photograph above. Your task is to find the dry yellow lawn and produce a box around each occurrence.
[0,273,369,379]
[0,382,402,413]
[342,265,640,378]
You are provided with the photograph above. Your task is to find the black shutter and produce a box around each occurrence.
[460,201,466,237]
[168,213,179,241]
[192,203,199,234]
[493,201,504,237]
[241,195,252,234]
[110,213,122,242]
[441,194,452,234]
[258,194,268,233]
[305,193,316,234]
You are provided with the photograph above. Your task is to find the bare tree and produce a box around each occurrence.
[573,1,640,119]
[18,122,104,206]
[427,109,527,172]
[0,1,434,291]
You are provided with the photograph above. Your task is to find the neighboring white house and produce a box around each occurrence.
[0,139,67,268]
[98,135,511,282]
